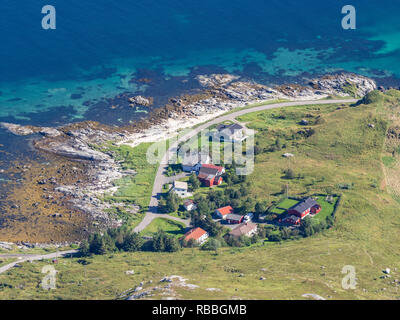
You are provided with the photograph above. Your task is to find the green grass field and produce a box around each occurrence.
[100,143,158,212]
[277,198,299,210]
[141,218,187,238]
[2,91,400,300]
[269,207,286,215]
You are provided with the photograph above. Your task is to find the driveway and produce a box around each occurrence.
[134,98,356,232]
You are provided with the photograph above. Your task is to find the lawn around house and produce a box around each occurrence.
[313,195,339,223]
[276,198,299,210]
[268,196,338,224]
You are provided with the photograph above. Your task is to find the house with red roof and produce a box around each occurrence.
[197,164,225,187]
[214,205,234,219]
[182,227,209,245]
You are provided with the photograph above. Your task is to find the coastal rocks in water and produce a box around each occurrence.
[35,139,109,161]
[128,95,153,107]
[0,123,61,137]
[0,123,34,136]
[39,127,61,137]
[197,74,240,88]
[308,73,376,97]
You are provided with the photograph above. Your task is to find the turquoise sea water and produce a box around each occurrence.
[0,0,399,196]
[0,1,399,124]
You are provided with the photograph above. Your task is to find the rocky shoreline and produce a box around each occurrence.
[0,72,376,242]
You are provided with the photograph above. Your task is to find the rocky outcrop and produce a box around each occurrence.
[308,73,376,97]
[196,74,240,87]
[0,123,61,137]
[0,123,34,135]
[128,95,153,107]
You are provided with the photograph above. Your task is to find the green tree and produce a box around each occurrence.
[89,233,107,255]
[152,229,167,252]
[183,238,197,248]
[283,168,295,179]
[79,240,90,257]
[165,236,180,252]
[188,173,200,191]
[166,192,179,213]
[202,238,221,253]
[240,197,255,214]
[196,199,210,216]
[102,234,117,253]
[300,216,314,237]
[107,227,127,251]
[268,233,282,242]
[255,201,267,216]
[123,232,144,252]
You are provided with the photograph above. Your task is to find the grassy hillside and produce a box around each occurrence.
[1,91,400,300]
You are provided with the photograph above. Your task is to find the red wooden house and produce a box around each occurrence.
[225,213,244,224]
[287,197,321,219]
[197,164,225,187]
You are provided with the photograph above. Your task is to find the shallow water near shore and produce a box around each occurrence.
[1,1,400,123]
[1,1,400,239]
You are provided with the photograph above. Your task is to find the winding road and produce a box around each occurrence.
[0,250,78,274]
[133,98,357,233]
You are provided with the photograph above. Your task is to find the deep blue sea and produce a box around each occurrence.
[0,0,400,166]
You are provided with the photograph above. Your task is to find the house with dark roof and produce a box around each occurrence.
[197,164,225,187]
[287,197,321,219]
[225,213,244,224]
[209,123,245,142]
[229,222,258,238]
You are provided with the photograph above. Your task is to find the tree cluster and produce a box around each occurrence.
[151,229,180,252]
[79,227,144,256]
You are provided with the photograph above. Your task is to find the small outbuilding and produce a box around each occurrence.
[225,213,244,224]
[183,199,197,211]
